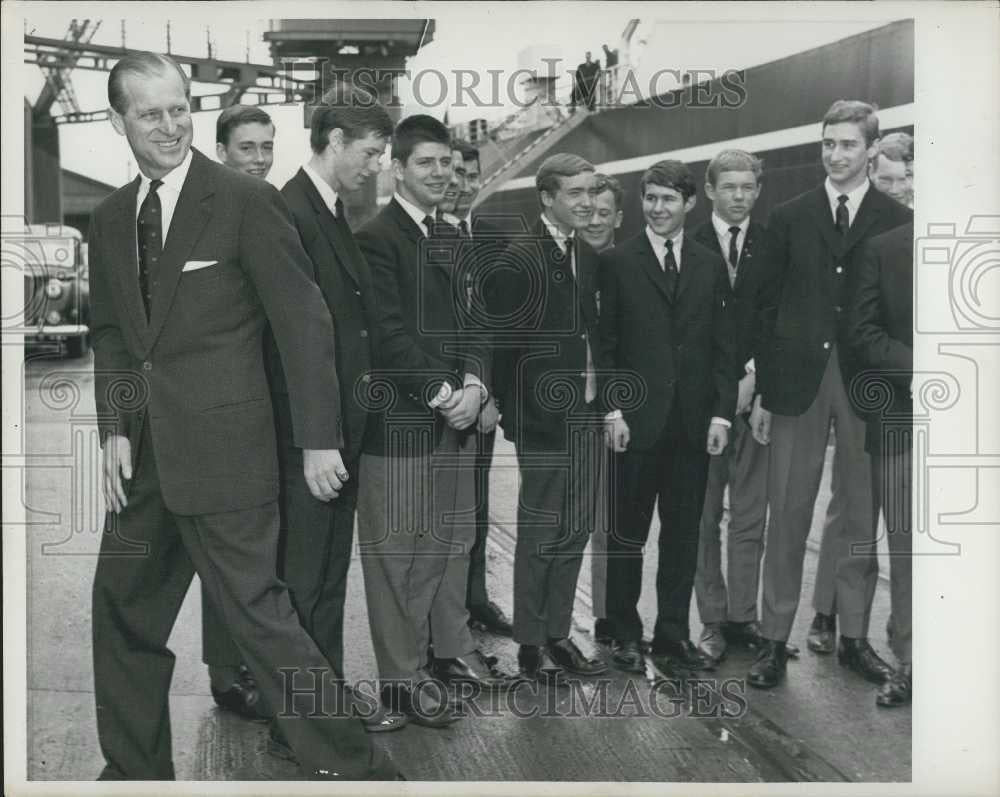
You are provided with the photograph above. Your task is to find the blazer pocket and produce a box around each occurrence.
[181,260,219,272]
[201,397,268,414]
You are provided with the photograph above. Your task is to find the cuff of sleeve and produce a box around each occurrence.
[711,416,731,428]
[605,409,623,420]
[463,373,488,402]
[745,358,756,374]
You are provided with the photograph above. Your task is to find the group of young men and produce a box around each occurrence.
[88,50,914,782]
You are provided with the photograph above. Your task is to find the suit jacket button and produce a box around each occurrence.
[362,374,371,383]
[835,266,844,274]
[360,329,369,338]
[355,290,361,296]
[142,361,152,371]
[823,341,831,350]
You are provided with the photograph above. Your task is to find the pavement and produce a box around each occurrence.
[21,351,910,783]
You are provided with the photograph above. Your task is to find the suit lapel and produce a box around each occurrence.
[147,150,214,344]
[636,233,673,303]
[733,222,762,292]
[809,185,843,257]
[675,238,699,304]
[107,176,152,342]
[298,169,362,287]
[842,184,883,255]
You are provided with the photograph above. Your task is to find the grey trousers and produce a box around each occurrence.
[356,426,476,684]
[694,415,769,625]
[875,445,912,664]
[761,351,879,642]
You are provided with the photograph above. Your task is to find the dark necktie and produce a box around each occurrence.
[334,196,343,219]
[422,214,436,238]
[835,194,850,236]
[137,179,163,318]
[458,219,470,239]
[727,225,741,286]
[663,238,678,297]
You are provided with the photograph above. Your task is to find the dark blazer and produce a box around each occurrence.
[691,219,769,371]
[88,149,340,515]
[756,182,912,417]
[356,197,488,455]
[266,168,377,463]
[848,222,913,454]
[486,219,600,450]
[597,231,736,451]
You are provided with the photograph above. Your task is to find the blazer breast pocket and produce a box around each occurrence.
[181,260,219,273]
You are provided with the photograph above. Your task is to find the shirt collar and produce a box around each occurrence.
[824,176,870,213]
[302,162,339,215]
[541,213,574,252]
[140,147,193,196]
[711,212,749,240]
[394,191,436,235]
[645,224,683,254]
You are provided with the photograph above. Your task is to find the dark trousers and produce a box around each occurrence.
[200,393,356,676]
[92,421,385,780]
[466,428,496,611]
[512,426,602,646]
[873,443,912,664]
[606,412,710,649]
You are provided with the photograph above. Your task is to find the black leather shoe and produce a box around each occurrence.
[807,612,837,654]
[547,637,608,676]
[267,722,296,763]
[517,644,567,685]
[698,623,727,665]
[653,639,714,671]
[433,649,517,692]
[380,675,460,729]
[211,666,269,722]
[726,620,800,658]
[594,618,614,646]
[837,637,894,684]
[341,684,408,733]
[467,601,514,636]
[611,640,645,673]
[746,640,788,689]
[876,663,912,708]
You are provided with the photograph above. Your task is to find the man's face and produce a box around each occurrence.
[393,141,453,213]
[331,130,388,193]
[580,188,622,251]
[705,170,760,225]
[216,122,274,178]
[454,156,481,217]
[542,171,595,233]
[869,154,913,206]
[110,68,193,179]
[642,182,696,238]
[440,149,467,214]
[585,51,592,63]
[821,121,876,189]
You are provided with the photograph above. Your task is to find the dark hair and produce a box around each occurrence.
[391,114,451,165]
[592,173,624,211]
[535,153,595,197]
[873,131,914,164]
[310,81,394,154]
[108,51,189,115]
[705,149,763,187]
[822,100,880,146]
[216,105,273,146]
[639,160,697,201]
[451,138,480,169]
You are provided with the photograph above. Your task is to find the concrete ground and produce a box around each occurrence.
[21,352,910,783]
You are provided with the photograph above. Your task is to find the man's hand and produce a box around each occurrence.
[477,396,499,433]
[736,371,756,416]
[706,422,729,456]
[749,394,772,445]
[102,434,133,513]
[604,414,630,453]
[303,449,348,502]
[440,387,481,430]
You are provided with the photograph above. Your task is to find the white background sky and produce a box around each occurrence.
[19,1,886,191]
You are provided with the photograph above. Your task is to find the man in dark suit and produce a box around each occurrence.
[486,152,608,681]
[748,100,912,689]
[849,222,914,707]
[691,150,774,666]
[198,104,278,722]
[599,160,736,677]
[355,115,514,727]
[89,52,398,780]
[440,139,514,637]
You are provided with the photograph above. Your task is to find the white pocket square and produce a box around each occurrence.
[182,260,218,272]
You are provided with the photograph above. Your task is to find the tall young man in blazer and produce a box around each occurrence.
[355,115,514,728]
[690,150,773,665]
[599,160,736,677]
[89,52,398,781]
[748,100,912,689]
[486,153,608,681]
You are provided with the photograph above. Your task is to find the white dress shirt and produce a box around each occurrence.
[394,191,435,236]
[302,163,339,215]
[542,214,596,404]
[134,148,193,265]
[711,212,749,272]
[824,177,870,228]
